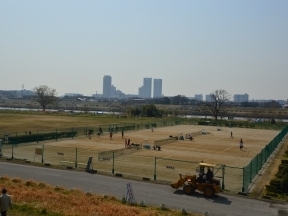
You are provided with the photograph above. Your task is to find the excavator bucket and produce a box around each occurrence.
[170,180,183,189]
[170,174,188,189]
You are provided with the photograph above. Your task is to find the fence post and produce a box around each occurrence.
[112,152,115,174]
[37,130,38,143]
[154,157,157,180]
[72,127,74,139]
[11,143,14,159]
[222,165,225,190]
[249,162,253,182]
[41,143,44,163]
[75,148,78,169]
[242,167,245,192]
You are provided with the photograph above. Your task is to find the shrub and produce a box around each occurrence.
[281,159,288,165]
[0,176,10,181]
[25,180,37,187]
[279,164,288,172]
[281,173,288,193]
[12,178,22,183]
[281,167,288,176]
[270,178,281,190]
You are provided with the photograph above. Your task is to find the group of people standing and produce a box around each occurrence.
[125,138,131,148]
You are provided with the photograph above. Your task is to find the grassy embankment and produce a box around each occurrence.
[0,110,167,135]
[0,176,199,216]
[0,110,286,136]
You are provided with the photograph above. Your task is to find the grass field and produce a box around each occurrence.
[2,124,279,193]
[0,176,199,216]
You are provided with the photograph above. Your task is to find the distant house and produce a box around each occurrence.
[282,104,288,109]
[131,98,145,103]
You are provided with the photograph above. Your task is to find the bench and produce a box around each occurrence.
[77,163,87,169]
[143,144,151,149]
[60,161,74,167]
[130,143,141,149]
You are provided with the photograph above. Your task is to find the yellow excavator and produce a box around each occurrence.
[170,162,221,197]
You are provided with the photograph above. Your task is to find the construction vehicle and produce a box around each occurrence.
[170,162,221,197]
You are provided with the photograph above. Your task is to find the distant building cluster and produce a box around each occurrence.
[234,93,249,102]
[97,75,163,99]
[0,82,286,107]
[0,89,33,99]
[202,93,249,102]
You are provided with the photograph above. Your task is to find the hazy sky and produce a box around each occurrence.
[1,1,288,100]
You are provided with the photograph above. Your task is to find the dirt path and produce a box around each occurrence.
[251,135,288,197]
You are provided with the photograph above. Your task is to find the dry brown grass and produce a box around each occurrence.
[0,112,154,134]
[0,176,198,216]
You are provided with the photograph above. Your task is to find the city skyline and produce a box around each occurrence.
[1,1,288,100]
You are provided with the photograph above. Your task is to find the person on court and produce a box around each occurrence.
[239,138,244,150]
[189,135,194,141]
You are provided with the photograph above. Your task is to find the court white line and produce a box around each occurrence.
[221,145,235,153]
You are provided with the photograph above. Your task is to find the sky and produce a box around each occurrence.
[1,1,288,100]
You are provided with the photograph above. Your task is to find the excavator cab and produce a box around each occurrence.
[170,162,221,197]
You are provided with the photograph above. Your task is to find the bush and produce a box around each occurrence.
[6,131,77,144]
[281,159,288,165]
[279,164,288,172]
[270,178,281,190]
[281,167,288,176]
[281,173,288,193]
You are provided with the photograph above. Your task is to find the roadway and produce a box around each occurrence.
[0,162,287,216]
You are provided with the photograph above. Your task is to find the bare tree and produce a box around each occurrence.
[33,85,58,111]
[200,89,231,120]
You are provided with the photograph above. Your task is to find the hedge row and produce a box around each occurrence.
[197,121,278,129]
[4,131,77,144]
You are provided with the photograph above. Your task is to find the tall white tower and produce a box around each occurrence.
[103,76,112,98]
[153,79,162,98]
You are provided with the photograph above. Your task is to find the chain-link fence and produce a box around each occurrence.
[0,119,189,146]
[243,125,288,192]
[1,124,288,194]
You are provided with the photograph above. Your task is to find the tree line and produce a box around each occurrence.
[32,85,233,120]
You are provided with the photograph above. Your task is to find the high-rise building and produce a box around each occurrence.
[111,85,116,98]
[103,75,112,98]
[195,94,203,101]
[153,79,162,98]
[205,94,212,102]
[143,78,152,98]
[234,94,249,102]
[138,86,144,98]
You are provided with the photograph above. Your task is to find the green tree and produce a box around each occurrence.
[131,104,161,117]
[172,95,189,105]
[33,85,58,111]
[162,97,171,104]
